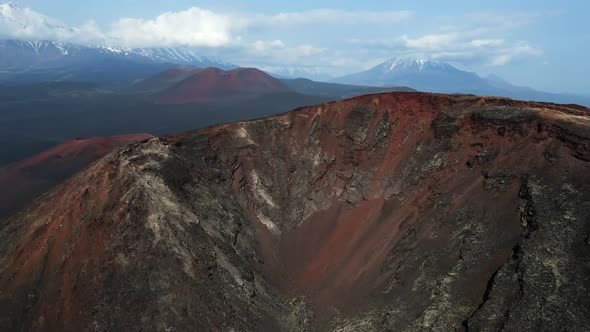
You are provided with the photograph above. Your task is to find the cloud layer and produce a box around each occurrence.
[0,4,413,47]
[0,3,543,76]
[108,8,235,48]
[347,12,542,69]
[0,3,77,41]
[254,9,414,26]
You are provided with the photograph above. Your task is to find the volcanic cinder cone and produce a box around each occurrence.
[1,92,589,331]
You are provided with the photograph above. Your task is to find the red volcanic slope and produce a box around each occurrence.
[1,93,589,331]
[156,67,292,104]
[0,134,152,220]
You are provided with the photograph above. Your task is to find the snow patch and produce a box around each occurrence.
[381,56,446,73]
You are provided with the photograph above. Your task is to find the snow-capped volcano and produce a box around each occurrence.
[0,2,236,82]
[0,40,235,69]
[131,48,231,67]
[333,56,590,106]
[333,56,488,93]
[378,56,454,73]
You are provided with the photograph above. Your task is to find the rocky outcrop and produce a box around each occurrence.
[0,92,588,331]
[0,134,153,220]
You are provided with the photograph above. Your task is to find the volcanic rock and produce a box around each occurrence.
[0,92,589,331]
[156,67,292,104]
[0,134,152,220]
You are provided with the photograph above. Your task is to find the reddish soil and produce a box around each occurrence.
[215,93,590,317]
[0,134,152,220]
[0,92,589,331]
[156,67,292,104]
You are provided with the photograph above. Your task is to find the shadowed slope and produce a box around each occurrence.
[0,134,152,220]
[130,67,203,93]
[1,93,589,331]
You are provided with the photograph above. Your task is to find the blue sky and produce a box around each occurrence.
[8,1,590,94]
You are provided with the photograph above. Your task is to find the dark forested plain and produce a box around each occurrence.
[0,85,330,166]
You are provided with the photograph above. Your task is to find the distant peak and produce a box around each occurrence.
[379,56,450,72]
[388,55,432,61]
[385,56,438,64]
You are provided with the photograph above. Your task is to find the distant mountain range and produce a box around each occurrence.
[130,67,414,103]
[3,40,586,106]
[335,57,483,92]
[0,39,237,83]
[154,67,292,104]
[0,40,236,70]
[1,2,588,106]
[334,57,590,107]
[0,3,236,83]
[280,78,414,99]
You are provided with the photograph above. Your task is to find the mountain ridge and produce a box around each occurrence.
[334,56,493,91]
[1,92,589,331]
[0,133,152,220]
[333,56,590,107]
[0,2,236,75]
[155,67,293,104]
[0,40,234,69]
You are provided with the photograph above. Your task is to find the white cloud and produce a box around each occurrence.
[491,55,511,66]
[107,8,413,48]
[255,9,414,26]
[0,3,76,41]
[347,12,542,68]
[108,8,235,48]
[242,39,325,64]
[0,4,413,48]
[469,39,504,47]
[0,3,544,74]
[252,40,285,51]
[400,33,457,50]
[489,42,541,66]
